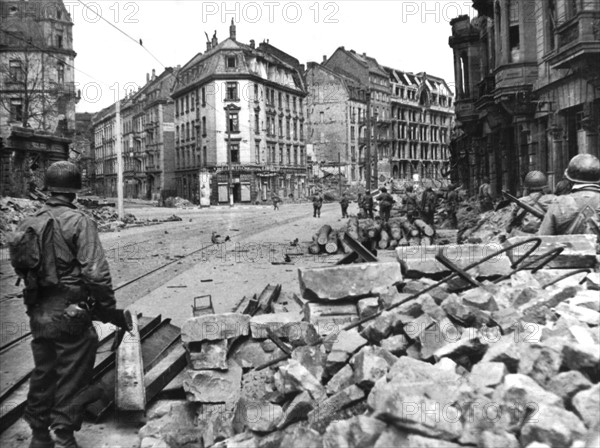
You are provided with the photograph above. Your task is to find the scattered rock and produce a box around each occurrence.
[182,313,250,342]
[520,405,586,448]
[572,384,600,428]
[182,360,242,403]
[187,339,228,370]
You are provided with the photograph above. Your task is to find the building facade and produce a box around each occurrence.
[0,0,78,196]
[171,22,308,204]
[449,0,600,195]
[305,47,454,189]
[91,68,177,199]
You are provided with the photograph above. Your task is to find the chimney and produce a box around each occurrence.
[152,69,156,79]
[322,55,327,63]
[211,30,218,47]
[250,39,255,48]
[229,18,236,40]
[146,72,150,82]
[363,52,366,57]
[206,41,212,51]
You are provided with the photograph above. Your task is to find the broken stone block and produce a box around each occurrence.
[322,415,385,448]
[291,345,326,382]
[569,324,598,345]
[140,400,199,447]
[308,385,365,425]
[419,318,461,360]
[229,339,284,370]
[274,321,321,347]
[433,328,487,364]
[197,402,237,446]
[461,287,498,311]
[495,374,562,409]
[278,360,326,402]
[326,330,367,374]
[402,313,434,340]
[505,235,598,269]
[326,364,354,395]
[491,308,522,334]
[260,340,277,352]
[420,294,447,321]
[379,286,413,308]
[234,398,283,433]
[570,290,600,313]
[572,384,600,428]
[279,424,322,447]
[298,262,402,301]
[441,294,492,327]
[380,334,409,356]
[547,371,592,405]
[303,302,359,338]
[212,432,257,448]
[241,369,277,402]
[436,357,458,372]
[562,343,600,372]
[357,297,379,319]
[182,360,242,403]
[520,406,586,448]
[187,339,228,370]
[182,313,250,343]
[480,430,519,448]
[396,244,512,279]
[360,310,403,343]
[469,362,506,389]
[480,334,521,372]
[350,346,397,388]
[517,343,562,386]
[276,391,314,429]
[250,313,298,339]
[555,302,600,326]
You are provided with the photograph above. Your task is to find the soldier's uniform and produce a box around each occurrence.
[445,187,459,228]
[509,191,556,234]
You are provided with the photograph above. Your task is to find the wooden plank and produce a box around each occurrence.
[144,344,187,402]
[254,284,281,315]
[342,233,378,263]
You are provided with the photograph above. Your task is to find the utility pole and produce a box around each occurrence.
[227,110,233,207]
[115,99,124,219]
[373,111,379,191]
[365,90,372,191]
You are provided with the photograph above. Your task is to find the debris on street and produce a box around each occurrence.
[140,246,600,448]
[164,196,195,208]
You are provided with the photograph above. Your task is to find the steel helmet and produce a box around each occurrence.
[45,161,82,193]
[524,170,547,190]
[564,154,600,184]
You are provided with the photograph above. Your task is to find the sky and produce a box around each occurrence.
[69,0,476,112]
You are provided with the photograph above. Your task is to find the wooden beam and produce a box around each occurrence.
[144,343,187,402]
[115,313,146,411]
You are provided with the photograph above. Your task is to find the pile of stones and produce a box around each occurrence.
[139,255,599,448]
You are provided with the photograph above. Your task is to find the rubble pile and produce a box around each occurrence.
[164,196,195,208]
[309,217,456,255]
[458,203,513,244]
[139,246,600,448]
[0,197,43,246]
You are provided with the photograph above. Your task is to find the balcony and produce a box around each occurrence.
[549,11,600,75]
[475,75,496,110]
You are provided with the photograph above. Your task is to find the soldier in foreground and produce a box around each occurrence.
[507,171,556,235]
[538,154,600,236]
[9,162,132,448]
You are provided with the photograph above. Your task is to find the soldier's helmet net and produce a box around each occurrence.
[45,161,82,193]
[564,154,600,184]
[524,170,547,190]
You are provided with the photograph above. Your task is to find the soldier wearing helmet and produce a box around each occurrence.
[507,170,556,235]
[538,154,600,236]
[15,161,132,448]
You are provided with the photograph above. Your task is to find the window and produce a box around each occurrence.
[286,94,290,110]
[279,119,283,137]
[230,143,239,163]
[320,111,324,123]
[227,112,239,133]
[176,126,180,143]
[254,83,259,101]
[9,59,23,82]
[293,119,297,140]
[351,127,355,141]
[201,117,206,137]
[227,56,237,68]
[278,92,282,108]
[226,82,238,101]
[56,32,63,48]
[566,0,578,20]
[294,148,298,166]
[300,123,304,140]
[254,113,259,134]
[10,98,23,122]
[255,142,260,163]
[270,90,275,106]
[202,87,206,107]
[279,146,283,164]
[546,0,557,51]
[286,146,290,165]
[286,118,290,139]
[191,91,195,110]
[293,97,297,113]
[299,99,303,113]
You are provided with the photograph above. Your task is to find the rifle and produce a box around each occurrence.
[502,191,545,220]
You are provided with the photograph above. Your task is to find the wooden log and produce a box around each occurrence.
[378,229,390,250]
[414,219,435,237]
[325,231,339,254]
[337,231,351,253]
[389,239,399,250]
[309,243,321,254]
[116,313,145,411]
[390,223,402,240]
[255,284,281,315]
[421,236,432,246]
[317,225,332,245]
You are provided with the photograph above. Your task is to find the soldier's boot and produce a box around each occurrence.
[29,428,54,448]
[53,429,79,448]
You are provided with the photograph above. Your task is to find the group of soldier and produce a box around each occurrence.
[480,153,600,238]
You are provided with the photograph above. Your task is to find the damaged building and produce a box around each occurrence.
[0,0,79,196]
[171,22,308,204]
[91,67,178,200]
[449,0,600,195]
[305,48,455,189]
